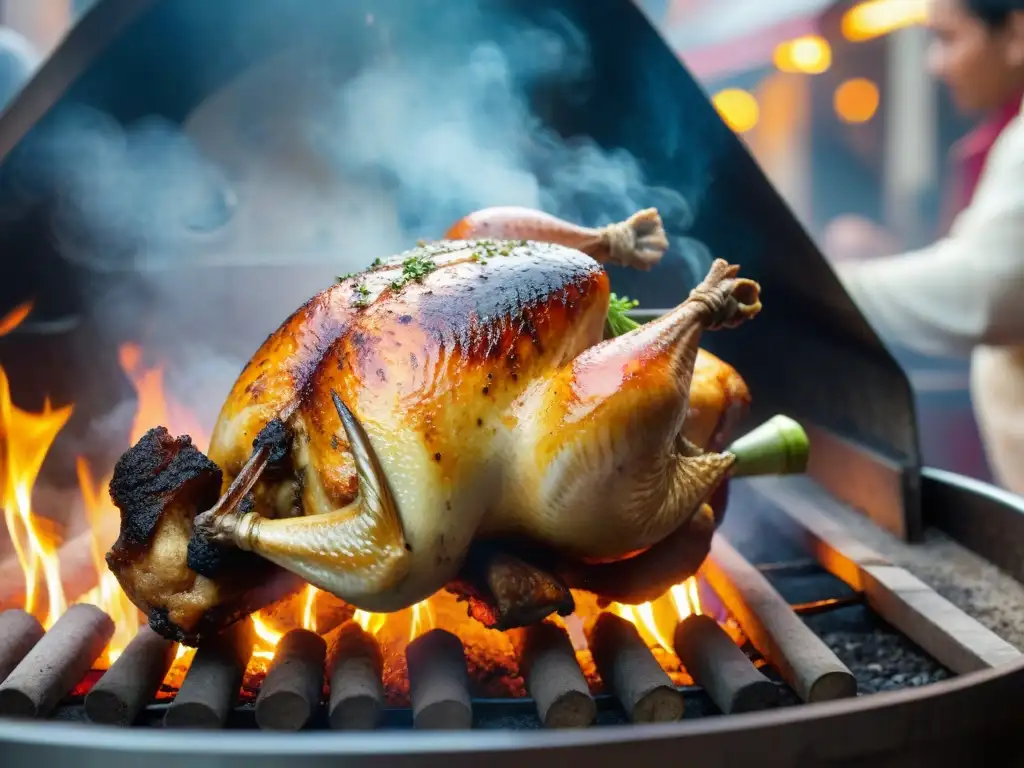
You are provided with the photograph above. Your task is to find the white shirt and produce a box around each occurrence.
[838,98,1024,493]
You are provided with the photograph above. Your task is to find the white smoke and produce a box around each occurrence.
[20,7,706,436]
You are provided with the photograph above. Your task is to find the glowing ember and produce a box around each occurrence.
[0,300,741,704]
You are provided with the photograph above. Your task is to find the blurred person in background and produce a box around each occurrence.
[825,0,1024,494]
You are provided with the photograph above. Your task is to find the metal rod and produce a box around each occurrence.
[327,622,384,731]
[255,628,325,731]
[790,595,865,617]
[164,619,254,729]
[406,630,472,730]
[85,625,176,726]
[702,535,858,703]
[586,613,683,723]
[674,614,779,714]
[752,559,820,574]
[512,621,595,728]
[0,610,44,685]
[0,604,114,718]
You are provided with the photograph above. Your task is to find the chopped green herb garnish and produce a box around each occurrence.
[401,252,436,281]
[469,239,522,263]
[385,251,438,293]
[605,293,641,338]
[351,281,372,308]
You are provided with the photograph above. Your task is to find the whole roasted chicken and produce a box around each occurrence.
[106,207,808,645]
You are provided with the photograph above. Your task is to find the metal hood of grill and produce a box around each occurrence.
[0,0,921,528]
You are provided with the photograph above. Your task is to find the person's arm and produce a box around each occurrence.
[823,214,901,262]
[835,118,1024,358]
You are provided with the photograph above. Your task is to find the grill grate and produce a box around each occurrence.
[0,476,999,731]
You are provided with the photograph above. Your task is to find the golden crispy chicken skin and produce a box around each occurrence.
[204,238,636,613]
[105,206,803,645]
[686,349,750,451]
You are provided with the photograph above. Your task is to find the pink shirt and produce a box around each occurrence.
[942,93,1024,229]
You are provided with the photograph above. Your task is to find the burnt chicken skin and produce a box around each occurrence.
[106,206,778,644]
[105,427,305,643]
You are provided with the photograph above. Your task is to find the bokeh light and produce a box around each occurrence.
[712,88,760,134]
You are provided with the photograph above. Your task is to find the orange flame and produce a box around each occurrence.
[352,607,389,636]
[0,301,71,629]
[610,578,701,651]
[252,594,437,661]
[73,343,213,665]
[75,458,138,663]
[0,302,32,337]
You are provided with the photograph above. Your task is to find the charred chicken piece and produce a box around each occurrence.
[447,544,575,631]
[105,427,303,645]
[446,500,717,621]
[106,205,809,645]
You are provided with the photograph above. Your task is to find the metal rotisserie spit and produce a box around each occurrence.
[1,1,1024,767]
